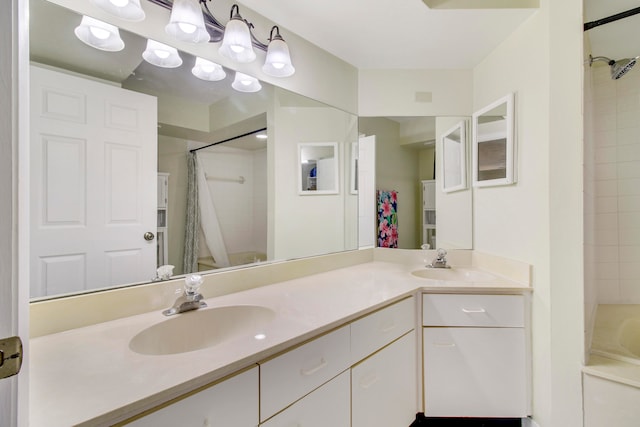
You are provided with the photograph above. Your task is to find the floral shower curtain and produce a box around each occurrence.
[377,190,398,248]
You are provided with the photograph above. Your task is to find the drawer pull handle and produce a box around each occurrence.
[300,358,327,376]
[461,308,486,313]
[380,321,396,333]
[359,372,380,389]
[433,342,456,348]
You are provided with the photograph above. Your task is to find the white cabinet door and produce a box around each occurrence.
[260,370,350,427]
[126,367,258,427]
[352,332,417,427]
[423,327,526,417]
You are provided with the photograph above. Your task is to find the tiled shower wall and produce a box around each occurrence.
[590,63,640,304]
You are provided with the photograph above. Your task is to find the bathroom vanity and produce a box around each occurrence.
[29,250,531,426]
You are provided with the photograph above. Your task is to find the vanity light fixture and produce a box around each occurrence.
[74,16,125,52]
[146,0,295,77]
[255,133,267,139]
[142,39,183,68]
[231,72,261,92]
[91,0,146,22]
[191,57,226,81]
[165,0,210,43]
[218,4,256,63]
[262,26,295,77]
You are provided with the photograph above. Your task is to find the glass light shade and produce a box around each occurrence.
[191,57,226,81]
[142,40,183,68]
[262,37,295,77]
[74,16,124,52]
[165,0,210,43]
[218,18,256,63]
[91,0,145,22]
[231,72,261,92]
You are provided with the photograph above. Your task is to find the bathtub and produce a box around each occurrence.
[583,305,640,427]
[591,304,640,365]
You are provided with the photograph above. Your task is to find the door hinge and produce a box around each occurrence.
[0,336,23,379]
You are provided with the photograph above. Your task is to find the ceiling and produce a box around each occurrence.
[584,0,640,63]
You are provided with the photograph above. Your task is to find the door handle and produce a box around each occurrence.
[0,336,23,379]
[144,232,155,241]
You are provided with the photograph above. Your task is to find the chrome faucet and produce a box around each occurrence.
[163,274,207,316]
[426,248,451,269]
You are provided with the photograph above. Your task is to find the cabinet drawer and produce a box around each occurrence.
[422,294,524,327]
[259,325,350,422]
[351,296,415,363]
[125,366,258,427]
[260,370,350,427]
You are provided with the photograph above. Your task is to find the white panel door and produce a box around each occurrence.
[358,135,376,248]
[30,65,158,297]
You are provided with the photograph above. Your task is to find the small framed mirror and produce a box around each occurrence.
[298,142,339,195]
[441,120,467,193]
[472,93,515,187]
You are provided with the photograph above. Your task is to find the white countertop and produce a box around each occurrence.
[30,260,529,427]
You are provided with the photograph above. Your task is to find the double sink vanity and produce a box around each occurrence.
[29,249,532,426]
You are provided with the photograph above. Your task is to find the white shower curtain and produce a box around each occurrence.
[196,153,230,268]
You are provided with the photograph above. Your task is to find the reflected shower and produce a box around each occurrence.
[589,55,639,80]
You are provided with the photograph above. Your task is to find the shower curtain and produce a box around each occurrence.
[183,152,200,273]
[183,151,230,273]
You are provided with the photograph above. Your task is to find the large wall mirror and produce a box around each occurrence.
[358,116,473,251]
[29,0,358,299]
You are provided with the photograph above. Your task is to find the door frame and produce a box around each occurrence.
[1,0,30,425]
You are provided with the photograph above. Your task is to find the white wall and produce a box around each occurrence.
[358,69,473,117]
[473,0,584,425]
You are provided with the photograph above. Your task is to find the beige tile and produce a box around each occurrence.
[595,196,618,214]
[595,146,617,164]
[595,163,618,181]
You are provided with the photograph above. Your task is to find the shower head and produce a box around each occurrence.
[589,55,639,80]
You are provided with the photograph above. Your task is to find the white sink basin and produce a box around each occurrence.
[411,267,498,282]
[129,305,276,356]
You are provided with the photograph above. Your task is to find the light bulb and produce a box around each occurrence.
[178,22,197,34]
[271,62,285,69]
[89,26,111,40]
[230,45,245,53]
[154,49,170,59]
[109,0,129,6]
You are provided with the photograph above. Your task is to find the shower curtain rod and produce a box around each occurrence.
[584,6,640,31]
[189,127,267,153]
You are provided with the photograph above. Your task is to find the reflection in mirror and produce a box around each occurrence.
[472,93,515,187]
[358,117,473,251]
[28,0,358,299]
[441,121,467,193]
[298,142,339,194]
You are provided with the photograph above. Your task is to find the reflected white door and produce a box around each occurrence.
[30,66,158,297]
[358,135,376,248]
